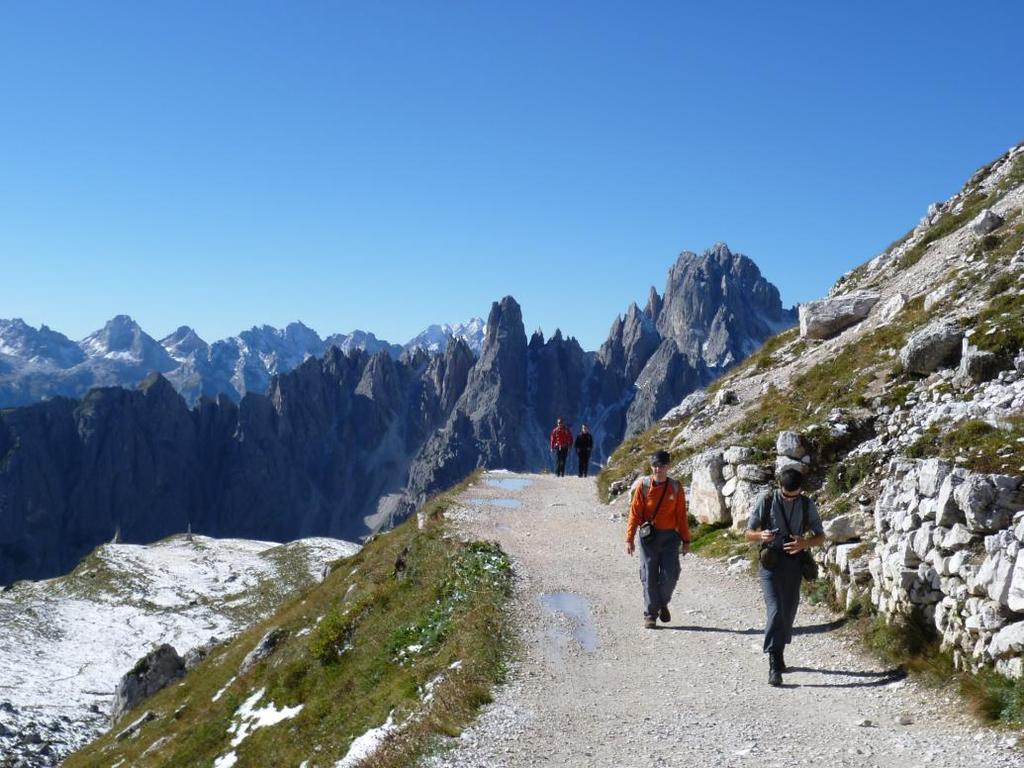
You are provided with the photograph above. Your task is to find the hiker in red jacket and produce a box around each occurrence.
[549,418,573,477]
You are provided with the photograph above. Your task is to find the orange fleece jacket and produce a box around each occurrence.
[626,477,690,542]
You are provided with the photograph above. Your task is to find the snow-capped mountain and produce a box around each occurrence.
[0,319,85,368]
[0,316,480,407]
[404,318,486,355]
[0,533,358,766]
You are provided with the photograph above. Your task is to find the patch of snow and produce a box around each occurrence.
[212,676,237,702]
[335,711,398,768]
[214,752,238,768]
[225,688,303,749]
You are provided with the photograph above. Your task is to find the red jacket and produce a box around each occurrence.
[550,424,573,450]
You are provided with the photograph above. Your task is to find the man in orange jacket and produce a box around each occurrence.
[626,450,690,628]
[549,418,573,477]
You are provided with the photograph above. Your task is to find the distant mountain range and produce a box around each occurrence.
[0,243,794,584]
[0,316,487,407]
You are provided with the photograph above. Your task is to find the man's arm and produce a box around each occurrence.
[744,495,775,543]
[676,485,690,555]
[625,483,641,555]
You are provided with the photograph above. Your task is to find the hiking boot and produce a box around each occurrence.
[659,606,671,623]
[768,652,782,687]
[643,615,657,629]
[777,649,787,673]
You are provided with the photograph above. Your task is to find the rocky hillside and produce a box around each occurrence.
[0,533,357,767]
[0,246,789,585]
[601,140,1024,683]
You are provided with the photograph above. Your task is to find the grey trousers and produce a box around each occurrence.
[759,554,802,653]
[639,529,681,617]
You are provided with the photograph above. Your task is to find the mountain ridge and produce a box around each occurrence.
[0,315,488,408]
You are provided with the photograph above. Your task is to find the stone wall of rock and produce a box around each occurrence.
[823,457,1024,679]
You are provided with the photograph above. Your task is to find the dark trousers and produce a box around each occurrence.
[577,450,591,477]
[639,529,681,618]
[759,555,802,653]
[554,447,568,476]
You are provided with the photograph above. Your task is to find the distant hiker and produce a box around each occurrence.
[744,467,825,687]
[625,450,690,628]
[575,424,594,477]
[549,418,573,477]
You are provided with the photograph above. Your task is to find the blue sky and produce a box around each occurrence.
[2,2,1022,350]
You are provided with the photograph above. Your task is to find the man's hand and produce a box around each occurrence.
[626,540,635,556]
[759,530,776,543]
[681,541,690,556]
[783,535,805,554]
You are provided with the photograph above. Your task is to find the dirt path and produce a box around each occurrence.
[426,472,1021,768]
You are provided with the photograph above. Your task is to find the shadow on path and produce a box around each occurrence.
[666,625,761,635]
[786,666,907,689]
[792,617,848,635]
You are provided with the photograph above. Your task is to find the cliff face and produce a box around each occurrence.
[0,248,793,583]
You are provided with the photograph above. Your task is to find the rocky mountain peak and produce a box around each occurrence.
[81,315,176,371]
[656,242,795,369]
[161,326,209,360]
[0,318,84,367]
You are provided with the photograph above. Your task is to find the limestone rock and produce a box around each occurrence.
[941,523,974,551]
[240,627,289,676]
[799,292,881,340]
[970,208,1004,236]
[111,645,185,725]
[989,621,1024,658]
[690,450,729,525]
[955,342,1000,387]
[714,388,738,407]
[956,475,1009,533]
[729,480,770,530]
[723,446,755,465]
[775,456,808,476]
[918,458,952,499]
[823,513,870,543]
[936,470,968,527]
[736,464,770,483]
[776,431,808,460]
[899,320,963,375]
[1009,550,1024,613]
[877,292,908,323]
[975,551,1015,605]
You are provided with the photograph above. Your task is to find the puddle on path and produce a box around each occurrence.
[485,478,532,492]
[465,497,523,509]
[539,592,598,652]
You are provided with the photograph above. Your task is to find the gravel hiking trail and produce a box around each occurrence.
[426,472,1021,768]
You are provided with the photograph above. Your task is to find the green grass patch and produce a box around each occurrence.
[904,417,1024,473]
[689,526,747,560]
[962,669,1024,725]
[973,271,1024,360]
[823,453,877,497]
[65,472,514,768]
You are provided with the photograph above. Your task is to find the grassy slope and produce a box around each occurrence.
[66,472,514,767]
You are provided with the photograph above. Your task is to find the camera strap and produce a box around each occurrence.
[642,477,670,526]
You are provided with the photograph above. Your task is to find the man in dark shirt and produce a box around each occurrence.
[574,424,594,477]
[744,467,825,686]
